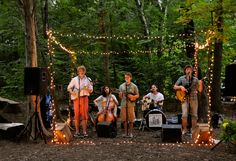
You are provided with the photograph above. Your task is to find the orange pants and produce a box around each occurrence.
[73,96,89,120]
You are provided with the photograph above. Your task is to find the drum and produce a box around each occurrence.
[145,109,166,131]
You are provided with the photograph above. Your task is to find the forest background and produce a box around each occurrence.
[0,0,236,113]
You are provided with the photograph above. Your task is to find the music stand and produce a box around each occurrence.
[17,95,47,143]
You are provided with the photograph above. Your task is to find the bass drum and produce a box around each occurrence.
[145,109,166,131]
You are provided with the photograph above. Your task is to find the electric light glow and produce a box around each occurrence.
[47,29,216,145]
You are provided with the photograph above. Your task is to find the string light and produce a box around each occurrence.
[49,134,215,146]
[76,50,154,55]
[207,45,215,140]
[193,30,215,145]
[52,30,206,40]
[47,30,57,143]
[48,139,214,148]
[49,29,214,57]
[47,29,80,144]
[47,28,216,145]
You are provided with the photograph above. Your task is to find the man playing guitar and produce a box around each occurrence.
[142,84,164,119]
[67,65,93,138]
[119,72,139,138]
[173,65,199,135]
[143,84,164,110]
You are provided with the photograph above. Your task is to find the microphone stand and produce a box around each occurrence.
[125,83,129,137]
[77,76,80,133]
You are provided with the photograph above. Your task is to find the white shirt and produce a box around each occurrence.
[144,92,164,106]
[94,94,118,117]
[67,76,93,96]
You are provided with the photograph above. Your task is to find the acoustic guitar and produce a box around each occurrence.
[141,97,152,111]
[141,97,163,111]
[175,90,186,103]
[112,88,138,103]
[127,93,138,102]
[176,77,204,102]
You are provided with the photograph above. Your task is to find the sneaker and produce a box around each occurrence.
[187,130,192,137]
[74,133,83,138]
[129,133,134,138]
[182,129,188,135]
[122,134,129,138]
[83,133,88,137]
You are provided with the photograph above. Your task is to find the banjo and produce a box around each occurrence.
[70,86,90,100]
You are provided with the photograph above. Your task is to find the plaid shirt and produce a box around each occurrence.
[175,75,199,100]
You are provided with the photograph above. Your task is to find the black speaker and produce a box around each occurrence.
[162,124,182,143]
[224,64,236,96]
[24,67,49,95]
[96,122,117,138]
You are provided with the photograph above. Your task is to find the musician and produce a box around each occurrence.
[173,65,199,135]
[143,84,164,110]
[94,86,119,123]
[119,72,139,138]
[67,65,93,137]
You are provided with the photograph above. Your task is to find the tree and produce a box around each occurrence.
[98,0,110,85]
[18,0,51,138]
[1,0,235,116]
[18,0,37,67]
[211,0,223,113]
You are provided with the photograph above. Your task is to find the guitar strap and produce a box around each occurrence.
[126,84,131,95]
[183,76,194,97]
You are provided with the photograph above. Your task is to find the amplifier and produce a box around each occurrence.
[96,122,117,138]
[162,124,182,143]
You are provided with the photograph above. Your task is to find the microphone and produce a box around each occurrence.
[187,72,191,80]
[125,80,129,86]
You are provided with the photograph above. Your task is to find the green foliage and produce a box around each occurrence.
[220,119,236,142]
[0,59,25,100]
[0,0,235,103]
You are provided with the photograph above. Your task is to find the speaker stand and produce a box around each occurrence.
[17,96,47,143]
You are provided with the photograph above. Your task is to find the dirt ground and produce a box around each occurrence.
[0,101,236,161]
[0,120,236,161]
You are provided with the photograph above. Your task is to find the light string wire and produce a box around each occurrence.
[193,30,215,145]
[48,29,216,145]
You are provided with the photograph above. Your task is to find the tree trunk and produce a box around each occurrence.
[211,0,223,113]
[135,0,151,62]
[135,0,150,37]
[18,0,51,139]
[19,0,37,67]
[198,84,208,123]
[42,0,48,39]
[99,0,110,86]
[184,19,195,58]
[19,0,38,140]
[155,0,168,57]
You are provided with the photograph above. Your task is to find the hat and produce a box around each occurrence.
[183,65,193,73]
